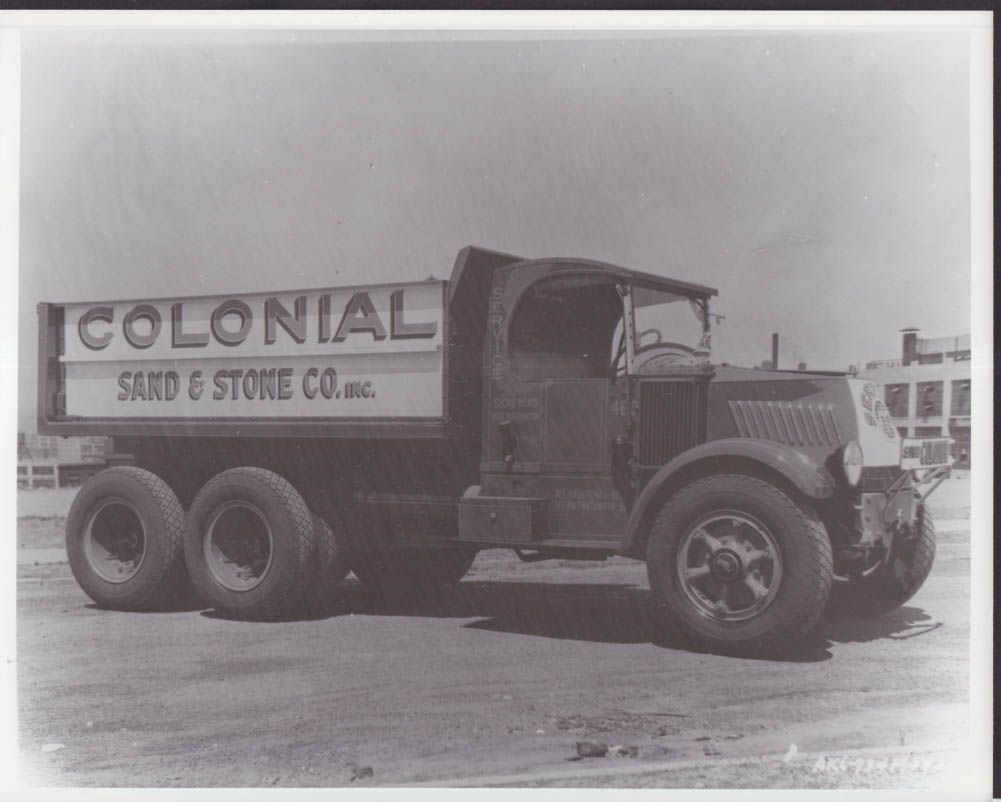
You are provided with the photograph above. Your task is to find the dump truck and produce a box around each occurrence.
[37,246,952,654]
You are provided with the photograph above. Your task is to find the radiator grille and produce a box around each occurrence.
[637,381,704,466]
[728,400,842,447]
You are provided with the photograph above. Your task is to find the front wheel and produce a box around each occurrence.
[646,474,833,655]
[825,502,935,618]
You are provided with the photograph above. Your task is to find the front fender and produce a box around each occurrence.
[619,437,836,555]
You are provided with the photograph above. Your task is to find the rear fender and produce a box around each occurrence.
[619,437,835,556]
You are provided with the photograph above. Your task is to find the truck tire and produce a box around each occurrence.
[351,547,475,601]
[65,467,188,611]
[825,502,935,618]
[646,474,833,655]
[298,513,351,617]
[183,468,316,620]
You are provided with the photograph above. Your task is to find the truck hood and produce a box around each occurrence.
[706,366,900,468]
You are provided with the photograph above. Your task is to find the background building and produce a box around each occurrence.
[861,329,971,465]
[17,433,110,488]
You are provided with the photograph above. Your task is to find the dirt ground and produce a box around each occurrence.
[14,475,982,790]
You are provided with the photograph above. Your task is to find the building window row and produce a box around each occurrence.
[885,383,909,417]
[884,379,971,419]
[916,381,943,418]
[952,379,971,416]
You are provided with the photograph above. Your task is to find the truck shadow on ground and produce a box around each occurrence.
[202,579,938,663]
[814,606,941,643]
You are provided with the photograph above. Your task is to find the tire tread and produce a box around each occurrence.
[184,467,315,619]
[67,466,187,611]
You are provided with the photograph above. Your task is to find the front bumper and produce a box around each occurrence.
[856,464,950,548]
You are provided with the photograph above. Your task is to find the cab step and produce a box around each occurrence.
[457,495,548,544]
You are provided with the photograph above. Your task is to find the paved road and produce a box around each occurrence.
[16,529,976,790]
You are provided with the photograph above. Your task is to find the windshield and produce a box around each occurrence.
[631,285,707,355]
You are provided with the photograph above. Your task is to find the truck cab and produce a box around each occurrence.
[448,248,947,653]
[459,256,716,552]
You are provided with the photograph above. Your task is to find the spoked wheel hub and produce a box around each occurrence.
[677,510,783,622]
[709,548,742,581]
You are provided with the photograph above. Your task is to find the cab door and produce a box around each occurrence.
[483,271,631,540]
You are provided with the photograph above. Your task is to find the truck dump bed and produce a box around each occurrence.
[38,279,450,438]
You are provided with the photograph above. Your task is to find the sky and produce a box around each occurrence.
[15,25,979,432]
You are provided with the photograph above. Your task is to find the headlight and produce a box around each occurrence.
[842,441,863,486]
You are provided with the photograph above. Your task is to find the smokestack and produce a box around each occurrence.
[771,333,779,371]
[901,327,919,366]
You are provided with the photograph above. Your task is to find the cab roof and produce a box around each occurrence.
[448,245,718,311]
[512,256,719,299]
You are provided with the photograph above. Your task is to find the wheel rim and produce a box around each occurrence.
[83,497,147,583]
[203,501,274,592]
[676,509,783,622]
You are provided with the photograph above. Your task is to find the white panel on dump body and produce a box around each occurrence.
[59,281,446,420]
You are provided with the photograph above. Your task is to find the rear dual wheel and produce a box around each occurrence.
[66,467,189,611]
[67,466,354,618]
[183,468,316,620]
[297,513,352,617]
